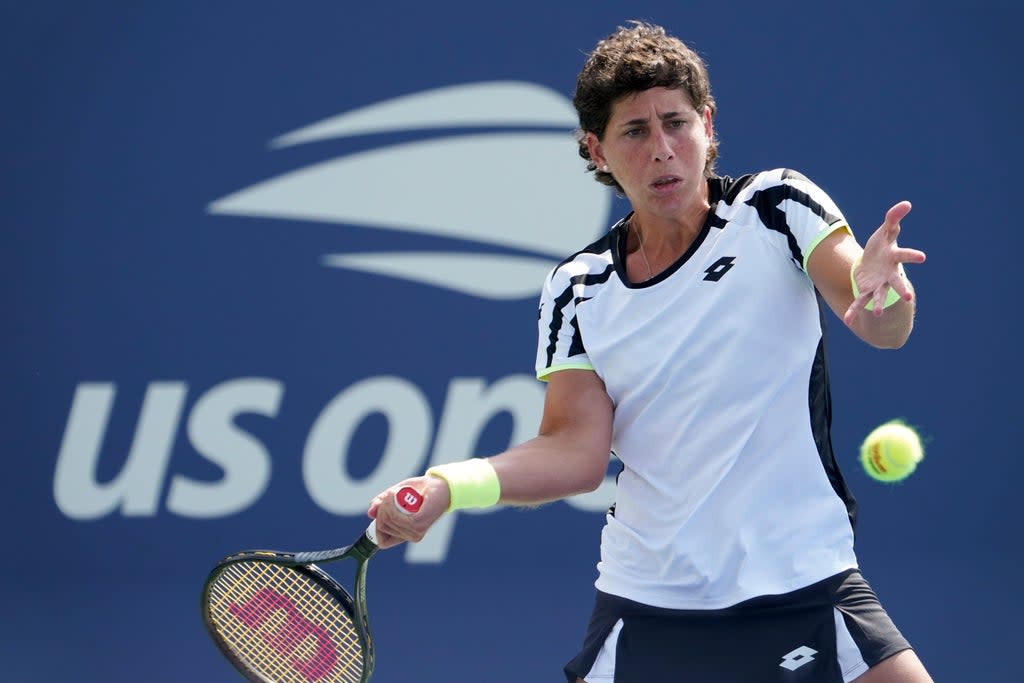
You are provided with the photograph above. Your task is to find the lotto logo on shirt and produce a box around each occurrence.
[703,256,737,281]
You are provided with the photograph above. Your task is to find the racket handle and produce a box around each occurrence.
[394,486,424,514]
[364,487,423,547]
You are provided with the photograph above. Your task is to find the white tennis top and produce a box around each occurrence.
[535,169,860,610]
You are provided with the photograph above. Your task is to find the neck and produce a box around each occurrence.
[628,184,711,280]
[631,206,708,256]
[632,180,710,248]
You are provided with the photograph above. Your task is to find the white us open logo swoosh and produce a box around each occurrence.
[208,81,612,300]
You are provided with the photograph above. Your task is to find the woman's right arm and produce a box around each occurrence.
[490,368,614,505]
[369,368,614,547]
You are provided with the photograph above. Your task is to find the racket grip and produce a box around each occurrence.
[362,487,423,548]
[394,486,424,515]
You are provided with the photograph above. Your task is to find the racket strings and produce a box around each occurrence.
[207,561,364,683]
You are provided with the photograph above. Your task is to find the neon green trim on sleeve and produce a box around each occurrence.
[536,362,595,382]
[802,221,852,273]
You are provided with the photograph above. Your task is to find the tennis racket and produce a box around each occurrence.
[201,486,424,683]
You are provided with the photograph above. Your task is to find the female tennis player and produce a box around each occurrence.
[369,21,932,682]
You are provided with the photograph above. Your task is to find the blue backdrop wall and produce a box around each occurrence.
[3,2,1021,681]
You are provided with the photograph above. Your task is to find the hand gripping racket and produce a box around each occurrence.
[201,487,424,683]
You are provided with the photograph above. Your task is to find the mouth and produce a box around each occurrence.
[651,175,682,190]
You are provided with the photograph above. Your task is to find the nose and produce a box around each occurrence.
[651,128,674,162]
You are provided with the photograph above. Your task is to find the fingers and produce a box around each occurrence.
[871,288,886,317]
[864,201,915,257]
[878,201,912,247]
[366,489,391,519]
[842,302,858,326]
[369,489,418,543]
[884,200,912,228]
[845,269,916,324]
[843,292,872,325]
[374,529,401,549]
[367,478,444,549]
[845,201,922,327]
[888,269,915,303]
[895,246,927,265]
[372,506,414,549]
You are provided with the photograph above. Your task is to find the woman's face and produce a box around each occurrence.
[587,87,713,219]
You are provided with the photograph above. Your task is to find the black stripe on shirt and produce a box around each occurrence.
[542,263,614,368]
[744,177,842,265]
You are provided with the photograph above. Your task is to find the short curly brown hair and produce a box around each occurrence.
[573,21,719,191]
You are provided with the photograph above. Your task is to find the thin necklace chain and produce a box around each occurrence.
[633,220,654,281]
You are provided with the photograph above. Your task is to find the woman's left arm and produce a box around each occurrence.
[808,201,927,349]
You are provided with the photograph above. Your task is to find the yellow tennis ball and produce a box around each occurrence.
[859,420,924,483]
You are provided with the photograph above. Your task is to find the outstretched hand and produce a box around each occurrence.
[843,201,927,325]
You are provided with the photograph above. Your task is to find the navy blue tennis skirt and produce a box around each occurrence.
[564,569,912,682]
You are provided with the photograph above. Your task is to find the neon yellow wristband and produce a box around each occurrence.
[426,459,501,511]
[850,257,903,311]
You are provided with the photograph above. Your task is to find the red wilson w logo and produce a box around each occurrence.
[229,588,338,681]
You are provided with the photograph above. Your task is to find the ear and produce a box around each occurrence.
[702,107,714,141]
[584,131,606,169]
